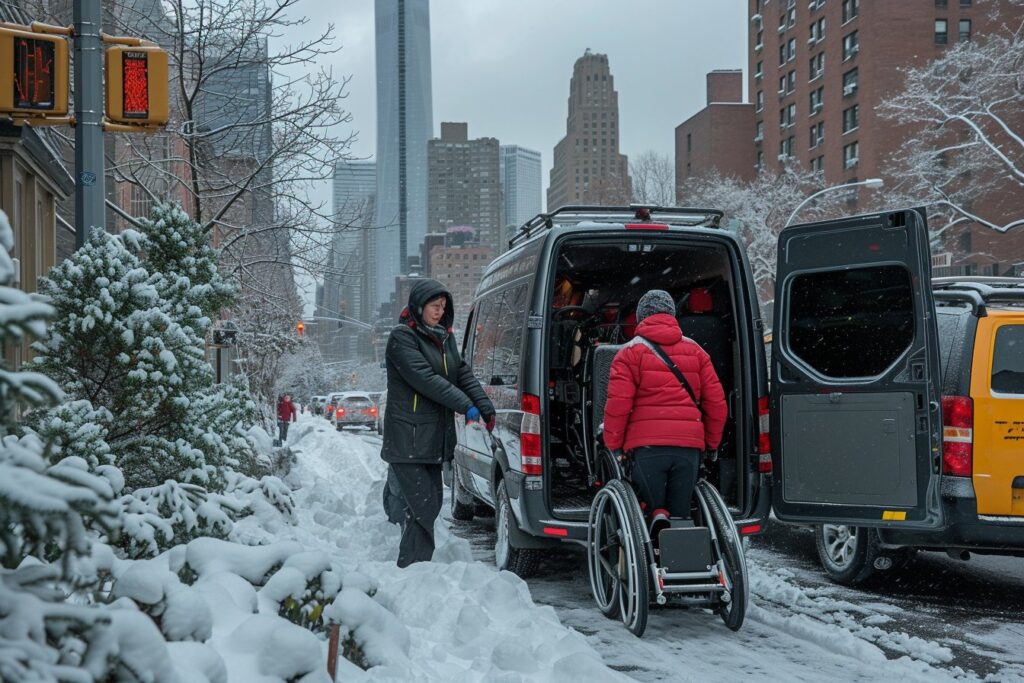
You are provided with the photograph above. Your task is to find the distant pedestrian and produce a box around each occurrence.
[381,279,495,568]
[277,393,297,444]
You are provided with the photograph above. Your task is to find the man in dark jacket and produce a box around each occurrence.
[382,278,495,567]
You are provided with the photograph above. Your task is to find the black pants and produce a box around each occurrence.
[390,462,443,568]
[278,420,290,443]
[630,446,700,519]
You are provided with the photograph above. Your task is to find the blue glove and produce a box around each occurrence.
[466,406,481,422]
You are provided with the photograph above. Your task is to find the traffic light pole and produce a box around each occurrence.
[73,0,105,249]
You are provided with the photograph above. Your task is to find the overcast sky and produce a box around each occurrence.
[295,0,748,200]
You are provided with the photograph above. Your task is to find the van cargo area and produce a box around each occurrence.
[544,237,752,520]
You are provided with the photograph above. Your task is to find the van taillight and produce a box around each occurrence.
[520,393,543,476]
[758,396,772,474]
[941,396,973,477]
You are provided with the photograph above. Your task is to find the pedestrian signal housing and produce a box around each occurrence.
[0,26,69,117]
[105,44,168,127]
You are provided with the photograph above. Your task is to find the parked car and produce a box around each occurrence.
[451,205,963,581]
[810,276,1024,584]
[333,391,378,430]
[310,395,327,415]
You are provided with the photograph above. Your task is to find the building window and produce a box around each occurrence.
[756,30,764,50]
[960,0,971,5]
[842,67,858,96]
[811,155,824,172]
[779,74,787,94]
[809,121,824,148]
[843,104,859,133]
[755,60,763,79]
[841,0,859,23]
[780,136,794,158]
[779,43,787,66]
[959,19,971,41]
[935,0,947,6]
[843,140,859,168]
[809,86,824,113]
[757,150,765,169]
[809,52,825,80]
[756,90,764,111]
[788,70,796,92]
[843,31,859,60]
[755,120,765,142]
[787,37,797,61]
[779,12,787,32]
[935,19,948,45]
[788,7,796,27]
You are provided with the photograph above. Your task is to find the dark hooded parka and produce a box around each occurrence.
[382,279,494,464]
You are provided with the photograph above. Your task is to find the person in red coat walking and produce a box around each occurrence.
[602,290,727,526]
[277,393,297,444]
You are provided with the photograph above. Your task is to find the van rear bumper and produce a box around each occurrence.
[879,496,1024,552]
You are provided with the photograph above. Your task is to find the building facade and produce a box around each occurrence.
[499,144,542,238]
[427,122,503,254]
[547,49,631,211]
[674,71,756,199]
[374,0,433,311]
[428,227,494,332]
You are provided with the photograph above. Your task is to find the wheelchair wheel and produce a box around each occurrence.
[697,480,749,632]
[588,479,650,636]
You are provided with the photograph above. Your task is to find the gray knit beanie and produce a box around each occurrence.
[636,290,675,322]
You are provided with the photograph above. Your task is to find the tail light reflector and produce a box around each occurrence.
[758,396,772,474]
[941,396,973,477]
[520,393,543,476]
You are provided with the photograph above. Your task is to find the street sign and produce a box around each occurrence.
[0,26,69,117]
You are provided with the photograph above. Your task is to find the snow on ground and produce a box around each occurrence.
[228,415,623,681]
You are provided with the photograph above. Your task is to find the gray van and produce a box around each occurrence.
[452,206,946,578]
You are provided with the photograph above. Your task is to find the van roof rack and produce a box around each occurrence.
[932,277,1024,316]
[508,205,725,249]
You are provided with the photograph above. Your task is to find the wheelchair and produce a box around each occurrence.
[584,345,750,638]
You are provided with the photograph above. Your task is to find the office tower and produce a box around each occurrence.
[500,144,542,239]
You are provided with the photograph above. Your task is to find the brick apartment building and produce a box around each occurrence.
[748,0,1024,275]
[427,123,503,255]
[427,226,494,332]
[675,71,757,195]
[548,49,632,210]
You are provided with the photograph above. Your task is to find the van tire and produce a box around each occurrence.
[450,461,475,521]
[815,524,882,586]
[495,479,541,578]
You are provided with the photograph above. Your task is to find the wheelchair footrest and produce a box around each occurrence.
[658,527,713,573]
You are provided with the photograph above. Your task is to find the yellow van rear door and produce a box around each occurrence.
[971,317,1024,517]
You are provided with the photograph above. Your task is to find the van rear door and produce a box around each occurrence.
[770,209,944,529]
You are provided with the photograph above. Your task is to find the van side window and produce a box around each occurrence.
[490,284,529,386]
[471,298,499,383]
[992,325,1024,395]
[787,265,914,378]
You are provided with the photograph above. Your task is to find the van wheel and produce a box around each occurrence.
[495,479,541,578]
[450,461,475,521]
[815,524,884,585]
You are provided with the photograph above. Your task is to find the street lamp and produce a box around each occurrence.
[785,177,884,227]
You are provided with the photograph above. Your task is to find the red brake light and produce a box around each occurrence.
[739,524,762,536]
[520,393,542,475]
[625,223,669,231]
[941,396,973,477]
[542,526,568,537]
[368,407,378,416]
[336,407,345,418]
[757,396,772,474]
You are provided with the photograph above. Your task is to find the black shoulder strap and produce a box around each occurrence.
[638,336,698,407]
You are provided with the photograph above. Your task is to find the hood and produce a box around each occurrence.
[634,312,682,345]
[399,278,454,330]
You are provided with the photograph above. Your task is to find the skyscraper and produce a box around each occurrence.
[499,145,542,236]
[548,49,631,211]
[326,160,376,325]
[428,123,503,254]
[374,0,433,314]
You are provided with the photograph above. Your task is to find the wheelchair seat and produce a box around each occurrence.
[589,343,624,439]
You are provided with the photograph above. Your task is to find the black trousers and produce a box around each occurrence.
[277,420,290,442]
[390,462,443,568]
[630,446,701,519]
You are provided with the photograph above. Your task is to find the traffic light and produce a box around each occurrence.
[0,25,69,118]
[296,321,305,336]
[104,44,168,127]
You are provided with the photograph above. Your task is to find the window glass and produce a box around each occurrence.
[936,310,964,381]
[843,104,859,133]
[470,298,499,383]
[787,265,915,378]
[935,19,948,44]
[959,19,971,41]
[490,284,528,386]
[992,325,1024,394]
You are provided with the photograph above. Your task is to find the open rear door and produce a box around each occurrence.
[771,208,944,529]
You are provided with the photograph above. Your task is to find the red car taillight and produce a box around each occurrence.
[336,407,346,418]
[758,396,772,474]
[367,406,378,417]
[520,393,542,476]
[942,396,973,477]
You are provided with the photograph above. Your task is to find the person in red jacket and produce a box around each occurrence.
[602,290,727,527]
[277,393,297,444]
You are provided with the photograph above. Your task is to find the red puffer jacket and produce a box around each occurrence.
[602,313,727,453]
